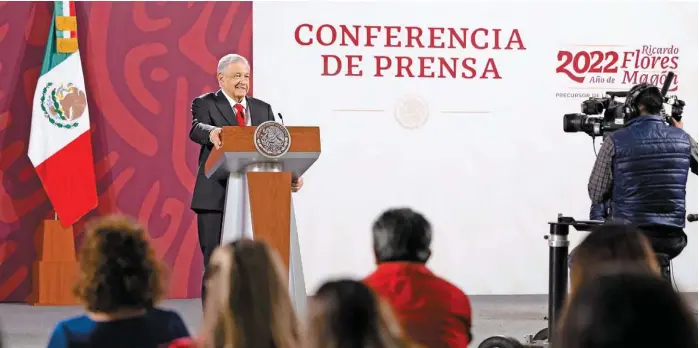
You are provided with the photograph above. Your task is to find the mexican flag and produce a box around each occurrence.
[27,1,97,227]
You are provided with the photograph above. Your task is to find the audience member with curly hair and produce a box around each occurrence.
[304,279,419,348]
[40,212,685,348]
[47,215,190,348]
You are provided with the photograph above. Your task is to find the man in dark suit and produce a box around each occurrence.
[188,54,303,302]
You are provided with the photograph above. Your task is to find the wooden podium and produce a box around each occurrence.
[204,122,320,313]
[30,220,79,305]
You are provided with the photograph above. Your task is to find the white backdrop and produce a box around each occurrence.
[252,1,698,295]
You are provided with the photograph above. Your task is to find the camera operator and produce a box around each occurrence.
[587,83,698,273]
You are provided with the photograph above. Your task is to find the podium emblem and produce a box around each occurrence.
[254,121,291,158]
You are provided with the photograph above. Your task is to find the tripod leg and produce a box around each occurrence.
[547,223,570,339]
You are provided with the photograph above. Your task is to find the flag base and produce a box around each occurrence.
[30,220,79,306]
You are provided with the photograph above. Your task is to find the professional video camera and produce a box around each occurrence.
[563,72,685,137]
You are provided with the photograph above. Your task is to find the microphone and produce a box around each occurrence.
[688,214,697,222]
[660,71,674,97]
[277,113,285,125]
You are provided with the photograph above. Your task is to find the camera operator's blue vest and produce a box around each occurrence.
[609,115,691,228]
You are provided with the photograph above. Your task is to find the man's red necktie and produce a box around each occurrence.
[234,103,245,126]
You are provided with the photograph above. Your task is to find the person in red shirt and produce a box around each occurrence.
[363,208,472,348]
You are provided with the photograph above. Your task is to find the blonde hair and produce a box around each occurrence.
[201,239,299,348]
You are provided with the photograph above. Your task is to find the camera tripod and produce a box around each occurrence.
[477,213,697,348]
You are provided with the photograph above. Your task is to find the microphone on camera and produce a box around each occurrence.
[277,113,285,125]
[660,71,674,97]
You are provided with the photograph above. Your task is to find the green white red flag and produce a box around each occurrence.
[27,1,97,227]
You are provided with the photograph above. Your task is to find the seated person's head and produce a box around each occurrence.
[74,215,164,313]
[554,268,697,348]
[305,279,413,348]
[570,223,659,293]
[201,239,299,348]
[372,208,431,264]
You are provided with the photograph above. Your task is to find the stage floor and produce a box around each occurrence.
[1,294,696,347]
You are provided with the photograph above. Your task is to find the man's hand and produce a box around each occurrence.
[291,177,303,192]
[209,128,222,149]
[671,117,684,129]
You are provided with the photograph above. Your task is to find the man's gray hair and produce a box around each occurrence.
[372,208,432,263]
[217,54,250,74]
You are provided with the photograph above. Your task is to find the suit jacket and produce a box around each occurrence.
[189,90,275,212]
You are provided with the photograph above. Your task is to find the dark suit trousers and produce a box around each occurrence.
[196,210,223,304]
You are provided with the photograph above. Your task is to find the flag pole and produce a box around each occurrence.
[30,0,84,306]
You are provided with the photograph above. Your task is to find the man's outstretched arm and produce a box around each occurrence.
[189,98,217,146]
